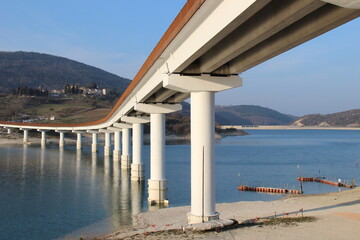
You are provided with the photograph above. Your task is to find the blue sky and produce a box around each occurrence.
[0,0,359,116]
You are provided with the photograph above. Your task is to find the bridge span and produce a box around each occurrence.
[1,0,359,224]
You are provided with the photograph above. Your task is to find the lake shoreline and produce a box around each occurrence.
[99,187,360,240]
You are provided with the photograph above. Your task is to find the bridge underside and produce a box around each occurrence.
[136,0,360,108]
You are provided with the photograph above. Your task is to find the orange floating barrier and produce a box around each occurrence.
[237,186,301,194]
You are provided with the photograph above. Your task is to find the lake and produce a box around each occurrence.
[1,129,360,239]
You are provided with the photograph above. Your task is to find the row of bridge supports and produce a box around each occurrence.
[2,74,241,224]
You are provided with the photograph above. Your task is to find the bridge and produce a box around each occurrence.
[1,0,359,224]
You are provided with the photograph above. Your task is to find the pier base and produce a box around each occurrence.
[187,212,220,224]
[104,146,111,156]
[131,163,144,181]
[113,150,121,161]
[148,179,168,205]
[91,144,97,153]
[121,155,131,169]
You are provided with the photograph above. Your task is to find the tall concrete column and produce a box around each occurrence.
[37,130,48,147]
[113,131,121,161]
[99,129,113,156]
[72,131,85,150]
[87,130,98,153]
[56,130,68,148]
[41,131,46,146]
[120,117,149,181]
[21,129,29,143]
[104,132,111,156]
[59,132,65,147]
[134,103,182,205]
[188,91,219,223]
[76,133,82,150]
[163,73,242,223]
[121,128,131,169]
[148,113,167,204]
[132,123,144,181]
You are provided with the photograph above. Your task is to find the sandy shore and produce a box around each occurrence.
[102,187,360,240]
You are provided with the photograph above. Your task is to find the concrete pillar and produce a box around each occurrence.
[104,132,111,156]
[188,91,219,224]
[40,131,47,147]
[131,123,144,181]
[59,132,65,148]
[121,128,131,169]
[91,132,98,153]
[113,131,121,161]
[148,113,167,204]
[164,74,241,223]
[134,103,181,205]
[23,129,29,143]
[76,132,82,150]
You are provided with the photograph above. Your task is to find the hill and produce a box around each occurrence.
[293,109,360,127]
[0,51,130,93]
[214,105,297,125]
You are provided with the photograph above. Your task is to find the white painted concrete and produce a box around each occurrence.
[164,74,242,93]
[113,130,122,161]
[121,116,150,124]
[188,91,219,224]
[56,130,69,148]
[131,123,144,181]
[148,113,168,204]
[113,123,132,129]
[59,132,65,147]
[92,132,98,153]
[40,131,47,147]
[22,129,29,143]
[121,128,131,169]
[104,132,112,156]
[76,132,82,150]
[135,103,182,114]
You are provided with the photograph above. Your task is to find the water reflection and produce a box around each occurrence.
[40,146,45,178]
[59,147,64,185]
[91,152,97,197]
[2,130,360,240]
[131,181,145,226]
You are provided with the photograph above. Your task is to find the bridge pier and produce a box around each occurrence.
[87,130,99,153]
[56,130,68,148]
[131,123,144,181]
[121,128,131,169]
[37,129,49,147]
[105,132,112,156]
[164,73,242,223]
[99,130,113,156]
[121,116,150,182]
[113,130,122,161]
[20,128,29,143]
[188,91,219,223]
[135,103,182,205]
[76,132,83,150]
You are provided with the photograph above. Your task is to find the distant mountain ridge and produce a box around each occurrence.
[293,109,360,127]
[174,103,297,126]
[0,51,130,93]
[215,105,297,125]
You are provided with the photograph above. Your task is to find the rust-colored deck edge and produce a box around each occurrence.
[0,0,206,128]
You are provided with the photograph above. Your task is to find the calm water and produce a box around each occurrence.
[1,130,360,239]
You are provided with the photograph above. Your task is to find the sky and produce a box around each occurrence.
[0,0,359,116]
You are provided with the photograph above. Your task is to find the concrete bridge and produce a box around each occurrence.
[1,0,359,224]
